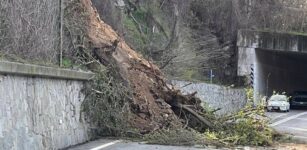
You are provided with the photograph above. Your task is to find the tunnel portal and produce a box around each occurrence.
[254,49,307,97]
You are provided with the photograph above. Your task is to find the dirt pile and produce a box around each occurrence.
[76,0,213,133]
[65,1,275,146]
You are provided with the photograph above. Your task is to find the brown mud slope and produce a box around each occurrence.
[80,0,212,133]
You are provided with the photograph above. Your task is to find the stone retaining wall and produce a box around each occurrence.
[0,61,94,150]
[172,80,247,116]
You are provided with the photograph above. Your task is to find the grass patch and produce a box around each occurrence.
[123,16,146,53]
[62,57,73,68]
[182,69,199,81]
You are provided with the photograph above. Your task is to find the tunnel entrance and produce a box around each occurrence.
[254,48,307,98]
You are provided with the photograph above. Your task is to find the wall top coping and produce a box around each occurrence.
[0,61,95,81]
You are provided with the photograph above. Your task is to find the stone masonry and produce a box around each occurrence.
[0,61,94,150]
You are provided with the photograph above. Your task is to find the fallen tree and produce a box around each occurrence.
[65,0,275,146]
[65,0,214,134]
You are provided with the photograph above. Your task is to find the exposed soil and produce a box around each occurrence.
[79,0,211,133]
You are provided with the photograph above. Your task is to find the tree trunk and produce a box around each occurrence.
[78,0,214,133]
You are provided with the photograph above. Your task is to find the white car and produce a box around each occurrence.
[267,95,290,112]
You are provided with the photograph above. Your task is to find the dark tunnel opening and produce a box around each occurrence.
[255,48,307,98]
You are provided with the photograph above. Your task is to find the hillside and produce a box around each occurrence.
[92,0,307,84]
[0,0,306,147]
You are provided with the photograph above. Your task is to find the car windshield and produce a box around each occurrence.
[294,91,307,95]
[269,95,287,101]
[294,97,307,102]
[293,91,307,98]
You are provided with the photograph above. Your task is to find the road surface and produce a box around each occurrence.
[67,139,213,150]
[68,109,307,150]
[66,138,307,150]
[267,109,307,142]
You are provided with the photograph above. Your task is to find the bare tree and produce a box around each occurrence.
[0,0,60,63]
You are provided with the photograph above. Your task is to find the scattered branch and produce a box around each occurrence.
[159,55,177,69]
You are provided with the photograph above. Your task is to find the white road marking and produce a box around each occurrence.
[270,112,307,127]
[271,114,287,120]
[294,118,307,121]
[90,140,121,150]
[293,135,307,139]
[286,127,307,132]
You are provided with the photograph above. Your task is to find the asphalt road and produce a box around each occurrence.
[68,109,307,150]
[66,138,305,150]
[67,139,211,150]
[267,109,307,142]
[67,139,272,150]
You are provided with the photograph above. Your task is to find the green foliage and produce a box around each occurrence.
[122,4,170,58]
[142,87,275,147]
[182,69,196,81]
[181,69,207,82]
[123,10,150,56]
[203,88,274,146]
[201,103,215,114]
[62,57,73,68]
[204,105,273,146]
[180,69,220,84]
[132,9,148,30]
[82,68,136,137]
[246,88,254,102]
[123,17,146,52]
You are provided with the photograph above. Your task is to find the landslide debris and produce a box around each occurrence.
[65,0,275,146]
[67,0,213,133]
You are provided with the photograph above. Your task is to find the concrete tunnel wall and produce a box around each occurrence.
[237,30,307,77]
[255,48,307,97]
